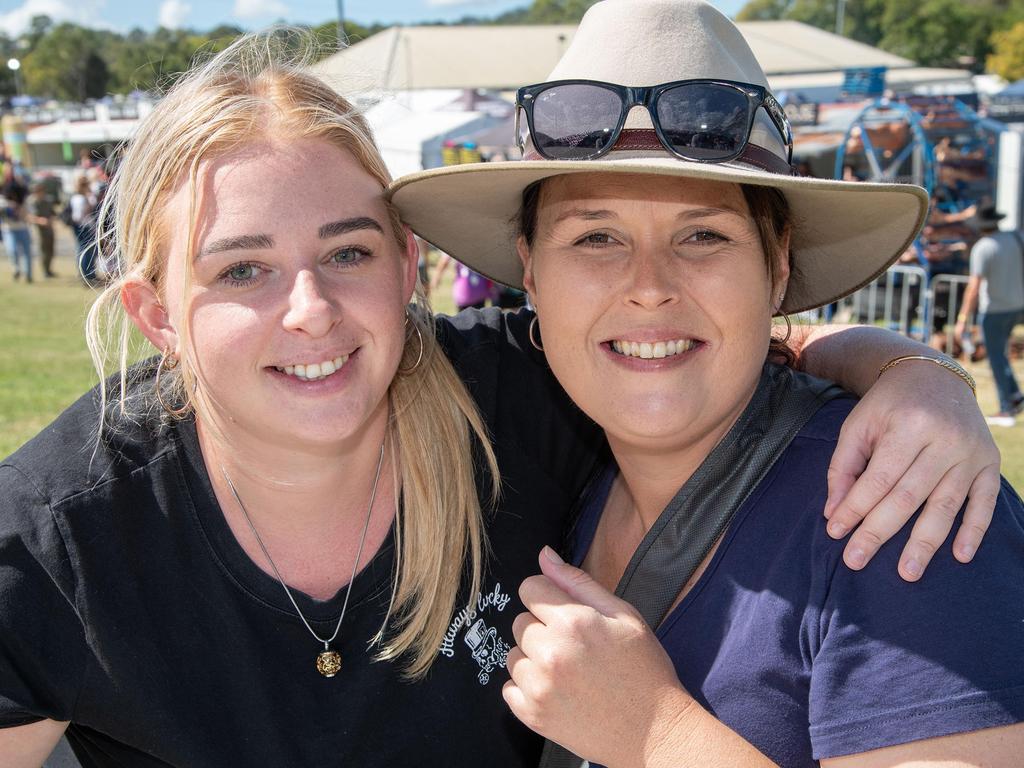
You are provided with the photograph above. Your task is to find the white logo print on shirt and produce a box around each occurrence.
[439,582,512,685]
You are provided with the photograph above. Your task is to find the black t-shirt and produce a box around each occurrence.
[1,177,28,224]
[0,308,603,767]
[1,177,27,206]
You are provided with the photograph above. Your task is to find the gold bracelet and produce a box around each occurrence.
[877,354,976,398]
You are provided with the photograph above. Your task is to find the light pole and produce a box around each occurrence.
[7,58,22,97]
[836,0,846,37]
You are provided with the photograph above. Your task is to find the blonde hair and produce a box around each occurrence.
[87,30,499,679]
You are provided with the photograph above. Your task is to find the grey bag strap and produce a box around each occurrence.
[538,364,844,768]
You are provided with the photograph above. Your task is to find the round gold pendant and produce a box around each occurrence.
[316,650,341,678]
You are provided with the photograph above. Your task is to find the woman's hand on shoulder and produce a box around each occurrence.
[825,357,1000,582]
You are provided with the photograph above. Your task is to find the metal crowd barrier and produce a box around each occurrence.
[925,274,972,356]
[815,265,930,339]
[804,267,972,354]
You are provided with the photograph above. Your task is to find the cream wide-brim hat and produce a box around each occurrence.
[388,0,929,315]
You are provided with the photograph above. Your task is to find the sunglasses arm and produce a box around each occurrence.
[763,94,795,164]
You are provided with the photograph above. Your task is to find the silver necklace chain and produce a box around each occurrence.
[221,440,385,651]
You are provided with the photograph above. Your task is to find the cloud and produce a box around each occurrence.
[159,0,190,29]
[0,0,107,36]
[232,0,289,19]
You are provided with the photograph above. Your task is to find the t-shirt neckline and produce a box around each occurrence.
[173,416,397,622]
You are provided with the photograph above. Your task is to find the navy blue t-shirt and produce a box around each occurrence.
[571,397,1024,766]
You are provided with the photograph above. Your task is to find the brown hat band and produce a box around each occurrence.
[526,129,794,176]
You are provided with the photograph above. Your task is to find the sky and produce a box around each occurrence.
[0,0,748,36]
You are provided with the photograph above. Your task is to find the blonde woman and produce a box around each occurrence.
[0,32,1003,767]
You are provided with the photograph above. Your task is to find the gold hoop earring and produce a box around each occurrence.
[528,315,544,352]
[398,311,424,375]
[772,313,792,345]
[155,348,190,417]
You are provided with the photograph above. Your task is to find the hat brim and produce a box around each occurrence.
[389,156,929,315]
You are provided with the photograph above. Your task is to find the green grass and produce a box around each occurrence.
[0,272,99,452]
[2,244,1021,490]
[964,357,1024,489]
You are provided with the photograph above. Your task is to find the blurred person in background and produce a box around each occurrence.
[27,181,57,278]
[957,206,1024,426]
[69,175,97,284]
[431,251,498,310]
[1,163,32,283]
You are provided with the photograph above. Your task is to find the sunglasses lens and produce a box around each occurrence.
[656,84,752,161]
[531,84,623,160]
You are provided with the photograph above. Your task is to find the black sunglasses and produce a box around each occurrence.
[515,78,794,168]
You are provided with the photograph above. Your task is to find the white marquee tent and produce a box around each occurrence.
[312,20,971,95]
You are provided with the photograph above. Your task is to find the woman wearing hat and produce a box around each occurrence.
[0,18,1010,768]
[391,1,1024,765]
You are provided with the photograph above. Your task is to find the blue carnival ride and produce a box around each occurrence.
[831,96,1005,341]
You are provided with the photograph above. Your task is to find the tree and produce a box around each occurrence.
[107,33,165,93]
[0,31,17,97]
[492,7,532,23]
[737,0,885,46]
[736,0,792,22]
[22,14,53,52]
[522,0,600,23]
[836,0,888,47]
[880,0,994,69]
[734,0,1020,70]
[21,23,109,100]
[310,20,383,59]
[128,28,237,90]
[206,24,245,41]
[989,20,1024,80]
[785,0,836,32]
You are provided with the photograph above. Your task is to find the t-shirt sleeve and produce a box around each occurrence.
[807,478,1024,759]
[969,237,997,277]
[0,464,87,727]
[436,307,605,500]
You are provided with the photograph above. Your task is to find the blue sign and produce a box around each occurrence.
[842,67,887,99]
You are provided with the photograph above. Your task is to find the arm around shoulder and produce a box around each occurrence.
[787,323,1000,580]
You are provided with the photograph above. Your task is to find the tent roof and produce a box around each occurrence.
[312,20,927,92]
[26,119,137,144]
[310,25,575,92]
[740,21,913,75]
[360,90,497,177]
